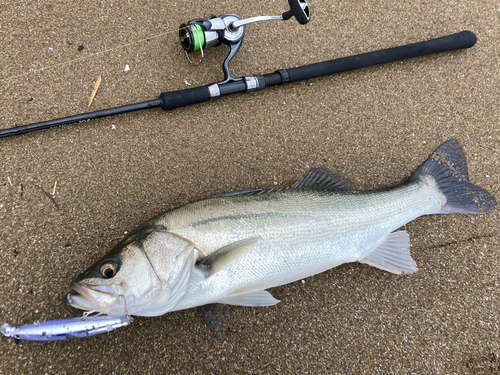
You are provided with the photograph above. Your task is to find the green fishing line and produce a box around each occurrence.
[191,24,205,51]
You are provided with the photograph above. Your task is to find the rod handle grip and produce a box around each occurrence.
[160,87,211,111]
[284,31,477,84]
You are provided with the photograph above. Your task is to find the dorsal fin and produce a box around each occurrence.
[208,167,355,200]
[293,167,356,190]
[208,187,264,199]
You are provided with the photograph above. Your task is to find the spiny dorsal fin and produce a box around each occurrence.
[209,167,355,200]
[293,167,356,190]
[208,187,264,199]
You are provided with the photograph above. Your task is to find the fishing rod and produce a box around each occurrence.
[0,0,476,139]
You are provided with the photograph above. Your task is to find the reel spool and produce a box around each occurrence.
[179,0,311,83]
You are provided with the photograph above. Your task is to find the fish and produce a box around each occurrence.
[66,139,496,318]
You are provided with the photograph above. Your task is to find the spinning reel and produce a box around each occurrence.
[179,0,311,83]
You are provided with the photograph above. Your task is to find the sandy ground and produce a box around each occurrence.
[0,0,498,374]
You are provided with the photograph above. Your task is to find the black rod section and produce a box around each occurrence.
[287,31,476,83]
[0,99,163,138]
[264,31,477,85]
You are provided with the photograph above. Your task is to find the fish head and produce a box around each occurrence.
[67,226,196,316]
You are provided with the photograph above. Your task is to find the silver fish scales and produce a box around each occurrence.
[65,140,495,318]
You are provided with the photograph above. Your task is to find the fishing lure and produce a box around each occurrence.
[1,315,132,341]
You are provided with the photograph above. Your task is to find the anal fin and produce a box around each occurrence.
[360,231,417,274]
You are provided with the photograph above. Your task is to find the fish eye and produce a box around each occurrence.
[100,262,118,279]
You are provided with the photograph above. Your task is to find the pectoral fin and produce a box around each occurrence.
[196,237,260,275]
[360,231,417,274]
[196,238,281,307]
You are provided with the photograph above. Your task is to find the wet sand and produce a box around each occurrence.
[0,0,498,373]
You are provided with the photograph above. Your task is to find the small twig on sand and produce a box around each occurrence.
[88,75,102,108]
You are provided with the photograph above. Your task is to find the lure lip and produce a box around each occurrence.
[1,323,17,338]
[1,315,132,341]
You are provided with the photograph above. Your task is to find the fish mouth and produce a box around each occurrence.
[66,282,121,314]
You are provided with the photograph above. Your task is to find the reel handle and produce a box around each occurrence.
[282,0,311,24]
[231,0,310,29]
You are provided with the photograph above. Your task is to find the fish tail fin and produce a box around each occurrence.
[410,139,496,214]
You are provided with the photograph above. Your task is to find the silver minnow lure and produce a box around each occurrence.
[1,315,131,341]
